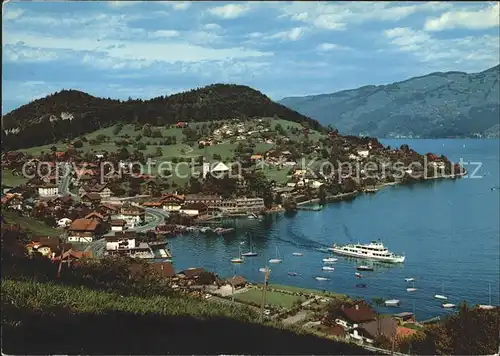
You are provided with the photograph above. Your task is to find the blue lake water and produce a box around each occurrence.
[168,139,500,320]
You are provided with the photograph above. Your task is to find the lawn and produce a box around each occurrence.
[3,211,61,236]
[268,284,346,298]
[2,169,29,187]
[235,287,306,309]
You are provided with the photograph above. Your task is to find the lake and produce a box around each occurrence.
[167,139,500,320]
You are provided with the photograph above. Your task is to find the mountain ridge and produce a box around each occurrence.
[279,64,500,138]
[1,84,324,151]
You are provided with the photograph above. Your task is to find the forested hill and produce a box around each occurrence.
[1,84,322,151]
[279,65,500,138]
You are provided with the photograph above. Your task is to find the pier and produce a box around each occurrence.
[297,205,323,211]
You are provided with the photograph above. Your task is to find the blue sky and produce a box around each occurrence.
[2,1,499,113]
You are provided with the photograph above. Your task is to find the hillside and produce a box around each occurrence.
[1,84,322,151]
[279,65,500,138]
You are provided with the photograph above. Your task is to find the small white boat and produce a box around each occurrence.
[407,281,417,292]
[405,278,415,282]
[355,272,362,278]
[384,299,400,307]
[357,265,374,271]
[293,252,303,256]
[478,283,495,310]
[322,266,335,272]
[259,267,271,273]
[434,283,447,300]
[269,245,282,264]
[288,272,298,276]
[315,276,329,281]
[442,303,456,309]
[231,246,244,263]
[322,257,338,263]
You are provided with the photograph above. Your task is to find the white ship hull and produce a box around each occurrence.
[331,247,405,263]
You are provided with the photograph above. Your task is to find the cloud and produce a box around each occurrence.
[424,3,500,31]
[148,30,180,38]
[268,27,305,41]
[278,2,452,31]
[246,27,306,42]
[3,44,65,62]
[383,27,500,69]
[203,23,222,30]
[3,7,24,21]
[317,43,349,51]
[108,1,142,8]
[207,3,250,19]
[163,1,191,11]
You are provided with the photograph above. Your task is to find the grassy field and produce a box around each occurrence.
[235,287,307,309]
[3,211,61,236]
[2,169,29,187]
[268,284,346,298]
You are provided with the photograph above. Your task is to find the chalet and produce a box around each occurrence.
[184,194,222,207]
[250,154,264,161]
[85,212,106,223]
[151,261,176,279]
[80,193,102,206]
[51,195,73,207]
[227,275,247,289]
[79,184,112,199]
[110,219,127,232]
[352,316,397,344]
[1,193,23,210]
[180,202,208,217]
[219,197,265,214]
[176,121,188,128]
[38,184,59,197]
[357,150,370,158]
[335,305,376,330]
[98,203,120,215]
[68,218,102,243]
[142,201,164,209]
[112,204,145,228]
[160,194,185,212]
[178,267,206,280]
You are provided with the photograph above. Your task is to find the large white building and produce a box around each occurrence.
[38,184,59,197]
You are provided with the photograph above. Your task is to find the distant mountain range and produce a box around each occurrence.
[279,65,500,138]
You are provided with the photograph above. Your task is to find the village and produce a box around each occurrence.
[1,117,469,353]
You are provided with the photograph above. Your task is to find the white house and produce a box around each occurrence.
[38,184,59,197]
[357,150,370,158]
[106,237,135,251]
[57,218,72,228]
[203,161,230,179]
[110,219,127,232]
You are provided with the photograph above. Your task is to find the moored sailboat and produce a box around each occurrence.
[231,246,244,263]
[434,283,447,300]
[241,233,258,257]
[269,245,282,264]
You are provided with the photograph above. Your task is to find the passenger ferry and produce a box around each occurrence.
[331,240,405,263]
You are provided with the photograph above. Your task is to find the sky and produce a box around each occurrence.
[2,1,499,113]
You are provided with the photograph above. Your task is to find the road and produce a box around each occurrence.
[132,207,170,233]
[83,207,169,257]
[58,163,77,198]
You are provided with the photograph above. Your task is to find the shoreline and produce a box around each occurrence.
[267,171,468,213]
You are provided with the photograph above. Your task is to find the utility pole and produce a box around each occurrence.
[259,266,270,322]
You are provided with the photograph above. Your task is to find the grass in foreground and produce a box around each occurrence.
[268,284,346,298]
[2,279,372,355]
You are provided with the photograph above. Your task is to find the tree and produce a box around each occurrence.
[142,124,152,137]
[50,146,57,152]
[137,142,147,150]
[318,185,327,205]
[112,124,123,135]
[73,140,83,148]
